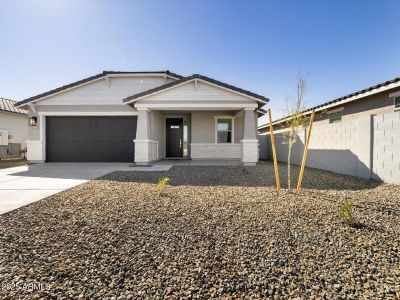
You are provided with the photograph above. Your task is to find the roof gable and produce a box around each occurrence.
[0,98,28,115]
[123,74,269,105]
[14,71,182,108]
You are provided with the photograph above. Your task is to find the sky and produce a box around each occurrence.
[1,0,399,125]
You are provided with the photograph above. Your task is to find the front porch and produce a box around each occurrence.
[122,74,268,166]
[133,108,260,166]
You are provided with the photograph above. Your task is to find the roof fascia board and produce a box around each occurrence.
[16,76,106,107]
[0,109,28,116]
[105,73,180,80]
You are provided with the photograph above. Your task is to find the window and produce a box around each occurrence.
[216,118,233,143]
[329,112,342,123]
[395,96,400,110]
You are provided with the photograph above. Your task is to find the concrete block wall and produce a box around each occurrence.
[258,110,400,185]
[372,111,400,184]
[258,134,270,160]
[271,127,306,166]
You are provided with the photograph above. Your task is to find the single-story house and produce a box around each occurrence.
[14,71,268,165]
[258,75,400,184]
[0,98,28,159]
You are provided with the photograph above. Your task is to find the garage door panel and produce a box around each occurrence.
[46,116,137,162]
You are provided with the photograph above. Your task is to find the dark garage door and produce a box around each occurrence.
[46,116,137,162]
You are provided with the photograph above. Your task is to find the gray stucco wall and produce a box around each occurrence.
[150,110,165,159]
[191,111,247,144]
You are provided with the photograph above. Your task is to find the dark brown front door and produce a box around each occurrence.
[166,118,183,158]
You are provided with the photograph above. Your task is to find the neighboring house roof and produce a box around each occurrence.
[14,70,183,108]
[123,74,270,105]
[259,75,400,129]
[0,98,28,115]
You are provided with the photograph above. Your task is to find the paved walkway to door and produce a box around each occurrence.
[0,163,130,215]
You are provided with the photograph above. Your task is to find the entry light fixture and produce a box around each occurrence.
[29,116,38,127]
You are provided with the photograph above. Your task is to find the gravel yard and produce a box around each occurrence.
[0,158,27,169]
[1,162,399,299]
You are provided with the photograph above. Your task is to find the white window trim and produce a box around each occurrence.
[388,91,400,98]
[389,91,400,111]
[328,111,343,123]
[394,95,400,111]
[214,116,235,144]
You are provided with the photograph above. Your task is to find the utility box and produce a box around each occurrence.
[0,129,9,146]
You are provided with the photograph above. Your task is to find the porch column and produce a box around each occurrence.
[134,108,153,165]
[241,108,258,166]
[136,108,151,140]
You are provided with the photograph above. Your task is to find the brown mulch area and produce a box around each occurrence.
[0,158,27,169]
[0,162,399,299]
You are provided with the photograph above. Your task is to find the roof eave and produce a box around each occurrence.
[258,77,400,129]
[14,71,183,108]
[123,74,270,105]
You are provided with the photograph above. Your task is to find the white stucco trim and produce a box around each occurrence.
[214,116,235,144]
[240,139,259,143]
[29,112,139,163]
[26,140,44,162]
[241,139,258,165]
[38,111,138,116]
[134,103,258,109]
[28,103,37,114]
[134,139,159,164]
[390,93,400,111]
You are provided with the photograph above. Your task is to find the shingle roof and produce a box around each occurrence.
[14,70,184,107]
[123,74,270,104]
[0,98,28,115]
[259,75,400,129]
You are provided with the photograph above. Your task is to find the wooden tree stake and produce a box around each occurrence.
[297,109,315,192]
[268,109,280,191]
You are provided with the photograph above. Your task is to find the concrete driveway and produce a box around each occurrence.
[0,163,130,215]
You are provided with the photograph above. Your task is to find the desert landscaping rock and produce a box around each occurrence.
[0,158,27,169]
[0,162,399,299]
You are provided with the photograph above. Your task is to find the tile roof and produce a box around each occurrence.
[14,71,183,107]
[123,74,270,104]
[0,98,28,115]
[259,75,400,129]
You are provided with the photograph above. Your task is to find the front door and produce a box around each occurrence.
[166,118,183,158]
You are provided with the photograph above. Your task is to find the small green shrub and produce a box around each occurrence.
[157,177,170,196]
[338,200,354,225]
